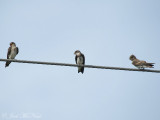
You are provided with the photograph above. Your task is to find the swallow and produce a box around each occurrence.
[74,50,85,74]
[5,42,19,67]
[129,55,154,69]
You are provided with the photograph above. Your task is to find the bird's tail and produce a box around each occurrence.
[146,63,155,68]
[78,67,84,74]
[5,61,11,67]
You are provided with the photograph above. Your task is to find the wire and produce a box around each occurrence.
[0,59,160,73]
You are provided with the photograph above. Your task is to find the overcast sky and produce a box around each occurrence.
[0,0,160,120]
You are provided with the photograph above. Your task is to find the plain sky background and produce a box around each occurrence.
[0,0,160,120]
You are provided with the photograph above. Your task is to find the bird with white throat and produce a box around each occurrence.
[5,42,19,67]
[74,50,85,74]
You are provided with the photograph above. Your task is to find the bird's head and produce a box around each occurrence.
[10,42,16,46]
[74,50,81,56]
[129,54,136,61]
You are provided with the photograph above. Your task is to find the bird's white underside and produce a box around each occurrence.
[77,56,83,65]
[9,47,17,59]
[136,65,149,68]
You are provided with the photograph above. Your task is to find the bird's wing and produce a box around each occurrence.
[82,54,85,64]
[140,60,147,65]
[146,62,155,64]
[16,47,19,55]
[133,59,144,66]
[75,56,77,64]
[7,47,11,59]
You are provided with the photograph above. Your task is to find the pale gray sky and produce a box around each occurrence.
[0,0,160,120]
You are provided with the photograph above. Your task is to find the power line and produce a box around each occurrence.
[0,59,160,73]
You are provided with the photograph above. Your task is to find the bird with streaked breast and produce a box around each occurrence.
[74,50,85,74]
[129,55,154,69]
[5,42,19,67]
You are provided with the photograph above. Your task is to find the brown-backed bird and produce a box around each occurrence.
[74,50,85,74]
[5,42,19,67]
[129,55,154,69]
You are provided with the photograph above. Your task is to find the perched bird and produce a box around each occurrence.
[129,55,154,69]
[5,42,19,67]
[74,50,85,74]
